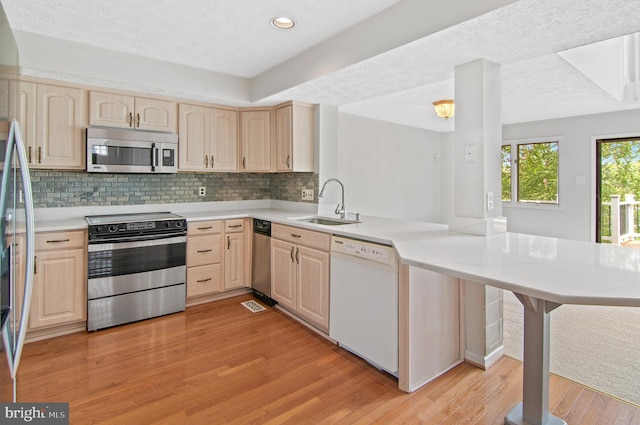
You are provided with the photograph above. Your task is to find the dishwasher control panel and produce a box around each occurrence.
[331,236,397,267]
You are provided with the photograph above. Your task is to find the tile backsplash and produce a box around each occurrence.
[31,171,319,208]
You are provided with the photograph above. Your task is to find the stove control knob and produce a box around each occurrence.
[175,221,184,228]
[108,225,118,233]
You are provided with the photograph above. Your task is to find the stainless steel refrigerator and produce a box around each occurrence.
[0,120,35,402]
[1,2,36,403]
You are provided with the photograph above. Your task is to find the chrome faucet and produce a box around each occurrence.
[319,178,346,219]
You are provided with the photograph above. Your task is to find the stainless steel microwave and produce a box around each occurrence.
[86,127,178,173]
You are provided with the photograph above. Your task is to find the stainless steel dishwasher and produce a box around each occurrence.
[251,219,276,306]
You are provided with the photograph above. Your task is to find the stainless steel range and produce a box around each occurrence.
[85,212,187,331]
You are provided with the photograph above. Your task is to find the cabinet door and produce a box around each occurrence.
[0,78,8,119]
[9,81,36,162]
[30,248,86,330]
[224,233,245,290]
[5,234,26,325]
[275,105,292,172]
[89,91,135,128]
[296,246,330,330]
[210,108,238,172]
[240,110,271,172]
[36,84,85,169]
[271,239,296,311]
[178,103,209,171]
[135,97,177,133]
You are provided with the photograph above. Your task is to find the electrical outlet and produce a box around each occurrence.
[301,189,314,200]
[198,187,206,197]
[487,192,494,211]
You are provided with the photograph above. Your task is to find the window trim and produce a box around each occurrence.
[502,136,563,210]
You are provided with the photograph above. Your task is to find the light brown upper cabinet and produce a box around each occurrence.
[89,91,177,133]
[11,81,86,170]
[239,109,272,172]
[274,102,315,173]
[178,103,238,172]
[0,78,9,119]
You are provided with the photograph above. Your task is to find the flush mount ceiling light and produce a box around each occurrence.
[433,99,455,120]
[270,16,295,30]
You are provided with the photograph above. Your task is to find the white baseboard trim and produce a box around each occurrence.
[465,345,505,370]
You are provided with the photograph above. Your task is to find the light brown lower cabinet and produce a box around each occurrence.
[271,224,330,332]
[30,231,87,330]
[186,221,223,298]
[186,219,250,301]
[223,219,250,290]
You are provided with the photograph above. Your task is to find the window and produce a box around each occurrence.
[502,139,559,205]
[501,145,511,202]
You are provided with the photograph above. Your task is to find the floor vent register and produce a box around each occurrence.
[241,300,266,313]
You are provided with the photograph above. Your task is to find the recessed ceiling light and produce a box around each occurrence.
[271,17,295,30]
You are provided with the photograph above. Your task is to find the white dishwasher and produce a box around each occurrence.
[329,235,398,376]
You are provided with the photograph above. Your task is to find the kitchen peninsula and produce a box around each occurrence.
[34,202,640,425]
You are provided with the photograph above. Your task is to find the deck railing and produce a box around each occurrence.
[602,194,640,245]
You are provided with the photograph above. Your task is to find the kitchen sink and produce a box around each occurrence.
[290,216,359,226]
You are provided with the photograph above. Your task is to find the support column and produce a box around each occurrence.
[452,59,506,369]
[506,295,565,425]
[449,58,506,235]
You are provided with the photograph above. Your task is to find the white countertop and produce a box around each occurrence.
[33,203,640,308]
[395,230,640,308]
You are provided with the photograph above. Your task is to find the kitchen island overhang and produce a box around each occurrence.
[395,230,640,425]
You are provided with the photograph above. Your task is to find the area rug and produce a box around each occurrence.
[503,290,640,406]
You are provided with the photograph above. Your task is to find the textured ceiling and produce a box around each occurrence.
[3,0,640,132]
[1,0,403,78]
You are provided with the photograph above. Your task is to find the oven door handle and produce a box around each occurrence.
[88,235,186,252]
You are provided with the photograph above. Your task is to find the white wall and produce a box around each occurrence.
[336,113,443,222]
[13,31,251,106]
[502,109,640,241]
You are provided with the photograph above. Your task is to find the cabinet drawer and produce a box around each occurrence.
[224,219,245,233]
[187,220,222,236]
[272,224,330,252]
[187,235,222,267]
[187,264,222,297]
[35,231,85,251]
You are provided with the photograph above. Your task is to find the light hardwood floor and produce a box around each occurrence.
[17,294,640,424]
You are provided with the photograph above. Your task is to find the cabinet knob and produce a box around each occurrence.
[290,246,295,262]
[197,278,212,283]
[295,247,299,264]
[204,155,208,168]
[286,154,290,168]
[136,113,140,128]
[197,249,212,253]
[37,147,42,163]
[46,239,70,244]
[128,112,133,127]
[227,236,230,250]
[242,157,246,169]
